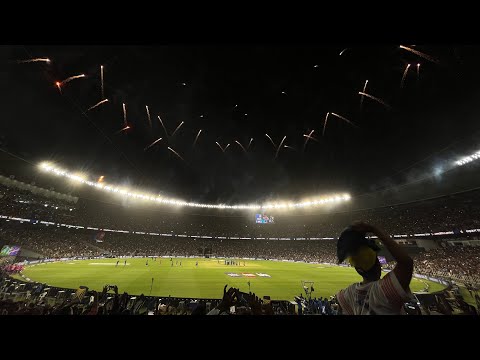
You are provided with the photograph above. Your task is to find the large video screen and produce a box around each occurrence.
[0,245,21,257]
[255,214,275,224]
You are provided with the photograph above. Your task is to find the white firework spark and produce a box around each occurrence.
[401,64,411,88]
[275,136,287,159]
[322,112,330,136]
[123,103,127,126]
[167,147,185,162]
[87,99,109,111]
[265,133,277,149]
[330,112,358,128]
[171,121,184,137]
[360,80,368,107]
[358,92,391,110]
[146,105,152,128]
[17,58,51,64]
[157,115,169,137]
[144,138,163,151]
[193,129,202,147]
[399,45,439,64]
[235,140,247,153]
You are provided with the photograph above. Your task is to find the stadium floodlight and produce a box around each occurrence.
[455,150,480,166]
[38,162,351,210]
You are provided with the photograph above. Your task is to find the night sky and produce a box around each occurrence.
[1,44,480,204]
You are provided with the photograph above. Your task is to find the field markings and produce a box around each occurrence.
[88,263,131,266]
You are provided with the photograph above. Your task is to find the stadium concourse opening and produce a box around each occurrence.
[2,44,480,315]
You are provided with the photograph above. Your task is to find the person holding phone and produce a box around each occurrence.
[336,222,414,315]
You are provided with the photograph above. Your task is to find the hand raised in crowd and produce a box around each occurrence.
[216,285,239,313]
[247,292,263,315]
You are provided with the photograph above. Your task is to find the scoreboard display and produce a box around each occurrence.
[255,214,275,224]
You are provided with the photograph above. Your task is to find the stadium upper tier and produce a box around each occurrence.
[1,178,480,238]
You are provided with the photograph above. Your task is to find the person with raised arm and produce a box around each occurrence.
[336,222,414,315]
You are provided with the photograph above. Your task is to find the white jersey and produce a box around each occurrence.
[336,271,412,315]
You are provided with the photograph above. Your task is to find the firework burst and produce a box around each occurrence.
[358,92,391,109]
[331,112,358,128]
[275,136,287,159]
[303,134,319,142]
[144,137,163,151]
[360,80,368,108]
[59,74,86,86]
[235,140,247,153]
[146,106,152,128]
[399,45,439,64]
[17,58,50,64]
[216,142,227,153]
[157,115,169,137]
[122,103,127,126]
[115,125,130,134]
[303,130,315,150]
[100,65,105,99]
[87,99,109,111]
[171,121,184,137]
[322,112,330,136]
[193,129,202,147]
[265,133,277,149]
[167,147,185,162]
[401,64,411,88]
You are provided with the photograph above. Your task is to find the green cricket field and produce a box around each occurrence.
[19,257,445,300]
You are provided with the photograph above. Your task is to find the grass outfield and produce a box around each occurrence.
[20,258,446,300]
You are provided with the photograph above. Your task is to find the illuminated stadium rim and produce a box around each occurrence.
[2,214,472,240]
[38,162,351,210]
[455,150,480,166]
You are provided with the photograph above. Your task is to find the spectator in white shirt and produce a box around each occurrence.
[336,222,414,315]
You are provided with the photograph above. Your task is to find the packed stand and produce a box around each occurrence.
[413,245,480,283]
[0,221,337,263]
[0,279,295,315]
[2,177,480,239]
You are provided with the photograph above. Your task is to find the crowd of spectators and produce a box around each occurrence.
[2,178,480,239]
[0,222,337,263]
[2,220,480,284]
[0,182,75,224]
[0,225,101,259]
[0,279,298,315]
[413,245,480,283]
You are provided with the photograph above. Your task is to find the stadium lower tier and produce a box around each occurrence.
[1,222,480,314]
[1,222,480,283]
